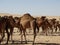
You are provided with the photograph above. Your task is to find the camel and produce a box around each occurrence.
[35,16,50,35]
[48,18,57,33]
[19,13,38,44]
[0,16,16,44]
[0,17,5,43]
[5,16,21,44]
[0,16,10,44]
[55,21,60,32]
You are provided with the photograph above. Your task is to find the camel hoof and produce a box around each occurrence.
[12,40,14,43]
[25,41,27,44]
[45,32,48,36]
[21,41,23,44]
[5,42,8,45]
[32,43,34,45]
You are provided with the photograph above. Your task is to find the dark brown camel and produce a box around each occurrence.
[5,16,17,44]
[0,17,5,43]
[0,16,10,44]
[0,16,16,44]
[5,16,21,44]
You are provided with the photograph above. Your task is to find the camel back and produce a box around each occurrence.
[20,13,35,22]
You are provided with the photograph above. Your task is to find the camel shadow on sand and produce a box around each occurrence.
[0,41,60,45]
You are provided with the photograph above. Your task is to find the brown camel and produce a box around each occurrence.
[55,21,60,32]
[5,16,21,44]
[0,16,15,44]
[35,16,49,35]
[0,17,5,43]
[48,18,57,33]
[0,16,10,44]
[19,13,38,44]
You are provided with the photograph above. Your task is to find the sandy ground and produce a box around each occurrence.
[0,28,60,45]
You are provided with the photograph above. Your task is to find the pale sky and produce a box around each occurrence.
[0,0,60,16]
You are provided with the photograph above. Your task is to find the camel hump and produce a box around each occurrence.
[23,13,31,17]
[22,13,34,18]
[21,13,34,21]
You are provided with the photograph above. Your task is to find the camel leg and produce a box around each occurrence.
[33,28,36,45]
[46,29,48,36]
[42,26,48,36]
[50,27,53,34]
[41,26,45,34]
[19,25,23,43]
[59,27,60,32]
[19,28,22,35]
[6,33,10,44]
[5,28,10,44]
[32,20,37,45]
[36,26,39,33]
[20,27,23,44]
[0,29,5,44]
[21,32,23,44]
[10,28,14,43]
[58,26,60,32]
[55,26,57,32]
[33,25,37,45]
[23,30,27,44]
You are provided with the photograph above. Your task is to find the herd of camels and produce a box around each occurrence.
[0,13,60,44]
